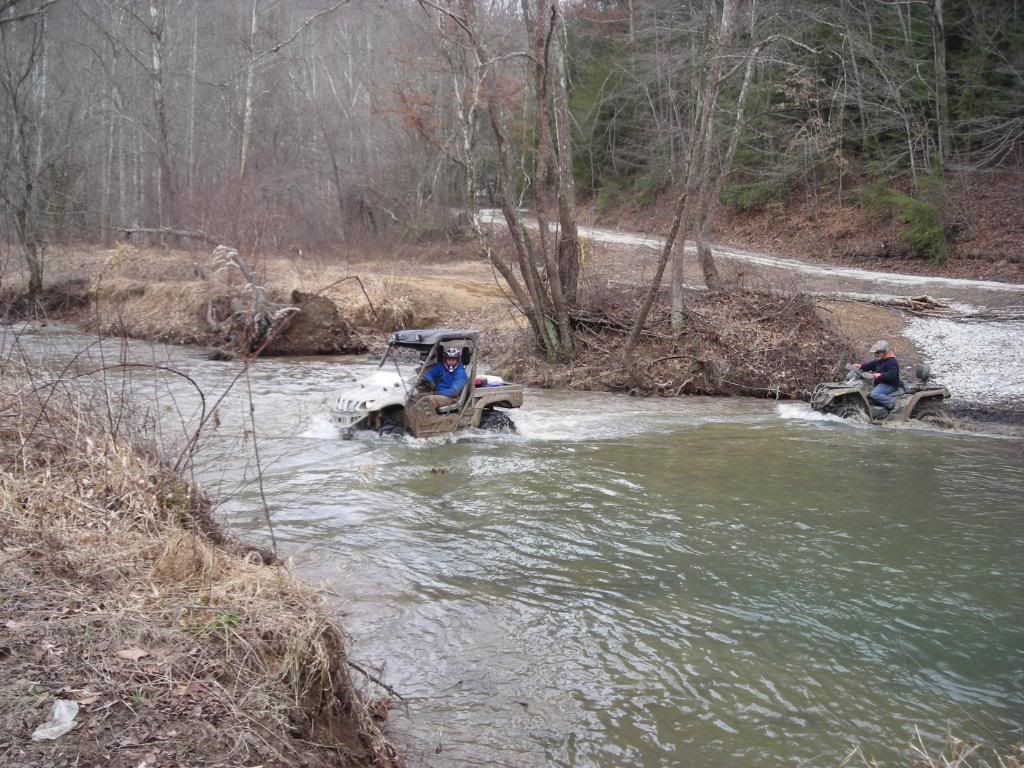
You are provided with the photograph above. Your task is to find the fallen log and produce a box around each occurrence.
[810,291,952,314]
[813,293,1024,322]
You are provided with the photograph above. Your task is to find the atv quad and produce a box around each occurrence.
[330,328,523,438]
[811,363,950,424]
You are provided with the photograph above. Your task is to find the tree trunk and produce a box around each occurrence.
[101,24,123,246]
[694,34,761,292]
[931,0,949,169]
[149,0,176,228]
[186,4,198,201]
[477,38,548,346]
[670,0,739,331]
[1,14,46,294]
[623,186,691,389]
[31,8,46,200]
[523,0,573,359]
[552,3,581,306]
[239,0,258,180]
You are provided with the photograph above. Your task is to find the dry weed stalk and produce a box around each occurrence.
[0,365,398,767]
[839,728,1023,768]
[341,276,413,332]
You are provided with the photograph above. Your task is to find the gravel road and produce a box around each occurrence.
[481,210,1024,408]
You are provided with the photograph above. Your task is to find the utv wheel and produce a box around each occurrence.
[911,399,948,425]
[830,401,868,421]
[479,409,516,432]
[378,414,405,437]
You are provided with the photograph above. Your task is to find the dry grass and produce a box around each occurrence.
[842,729,1024,768]
[0,362,398,767]
[2,242,509,349]
[88,278,215,345]
[336,276,415,333]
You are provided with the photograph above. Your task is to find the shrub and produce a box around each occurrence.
[857,174,949,263]
[629,172,667,207]
[595,179,624,214]
[858,179,897,224]
[891,192,949,262]
[721,178,787,212]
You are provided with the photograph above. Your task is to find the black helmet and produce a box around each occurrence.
[443,346,461,372]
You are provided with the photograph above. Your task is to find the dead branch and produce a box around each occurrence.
[199,246,298,353]
[813,292,1024,322]
[315,275,378,321]
[0,0,59,25]
[347,659,406,703]
[570,310,673,340]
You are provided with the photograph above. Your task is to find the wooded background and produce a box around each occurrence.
[1,0,1021,352]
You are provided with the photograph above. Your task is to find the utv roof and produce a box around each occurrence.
[388,329,479,348]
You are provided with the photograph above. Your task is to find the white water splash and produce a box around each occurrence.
[300,412,343,439]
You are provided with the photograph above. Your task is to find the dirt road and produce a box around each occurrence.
[479,211,1024,407]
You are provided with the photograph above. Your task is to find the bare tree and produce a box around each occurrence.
[237,0,349,181]
[666,0,741,329]
[0,0,59,26]
[0,8,49,293]
[418,0,583,361]
[930,0,949,168]
[146,0,176,228]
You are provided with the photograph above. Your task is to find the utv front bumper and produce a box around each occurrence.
[330,403,371,431]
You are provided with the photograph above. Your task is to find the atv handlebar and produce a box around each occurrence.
[844,367,875,384]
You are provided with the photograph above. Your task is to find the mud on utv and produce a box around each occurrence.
[811,363,950,425]
[330,329,523,438]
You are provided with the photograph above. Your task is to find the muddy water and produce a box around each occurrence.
[9,325,1024,767]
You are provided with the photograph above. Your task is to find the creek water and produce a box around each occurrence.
[8,325,1023,767]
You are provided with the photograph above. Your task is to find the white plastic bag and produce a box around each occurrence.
[31,699,79,740]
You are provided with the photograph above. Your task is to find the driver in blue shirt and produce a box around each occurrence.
[420,346,468,410]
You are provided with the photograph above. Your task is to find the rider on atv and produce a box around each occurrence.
[853,339,901,417]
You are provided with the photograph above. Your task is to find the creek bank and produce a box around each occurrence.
[489,290,850,398]
[1,277,366,358]
[482,291,1024,436]
[0,365,398,768]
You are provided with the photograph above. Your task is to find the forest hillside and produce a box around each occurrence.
[1,0,1021,366]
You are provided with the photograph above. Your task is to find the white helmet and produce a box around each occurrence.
[443,346,461,372]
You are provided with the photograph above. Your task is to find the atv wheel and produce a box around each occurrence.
[911,399,948,425]
[830,400,868,421]
[479,409,516,432]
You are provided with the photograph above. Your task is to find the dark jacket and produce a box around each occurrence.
[860,353,901,387]
[423,362,468,398]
